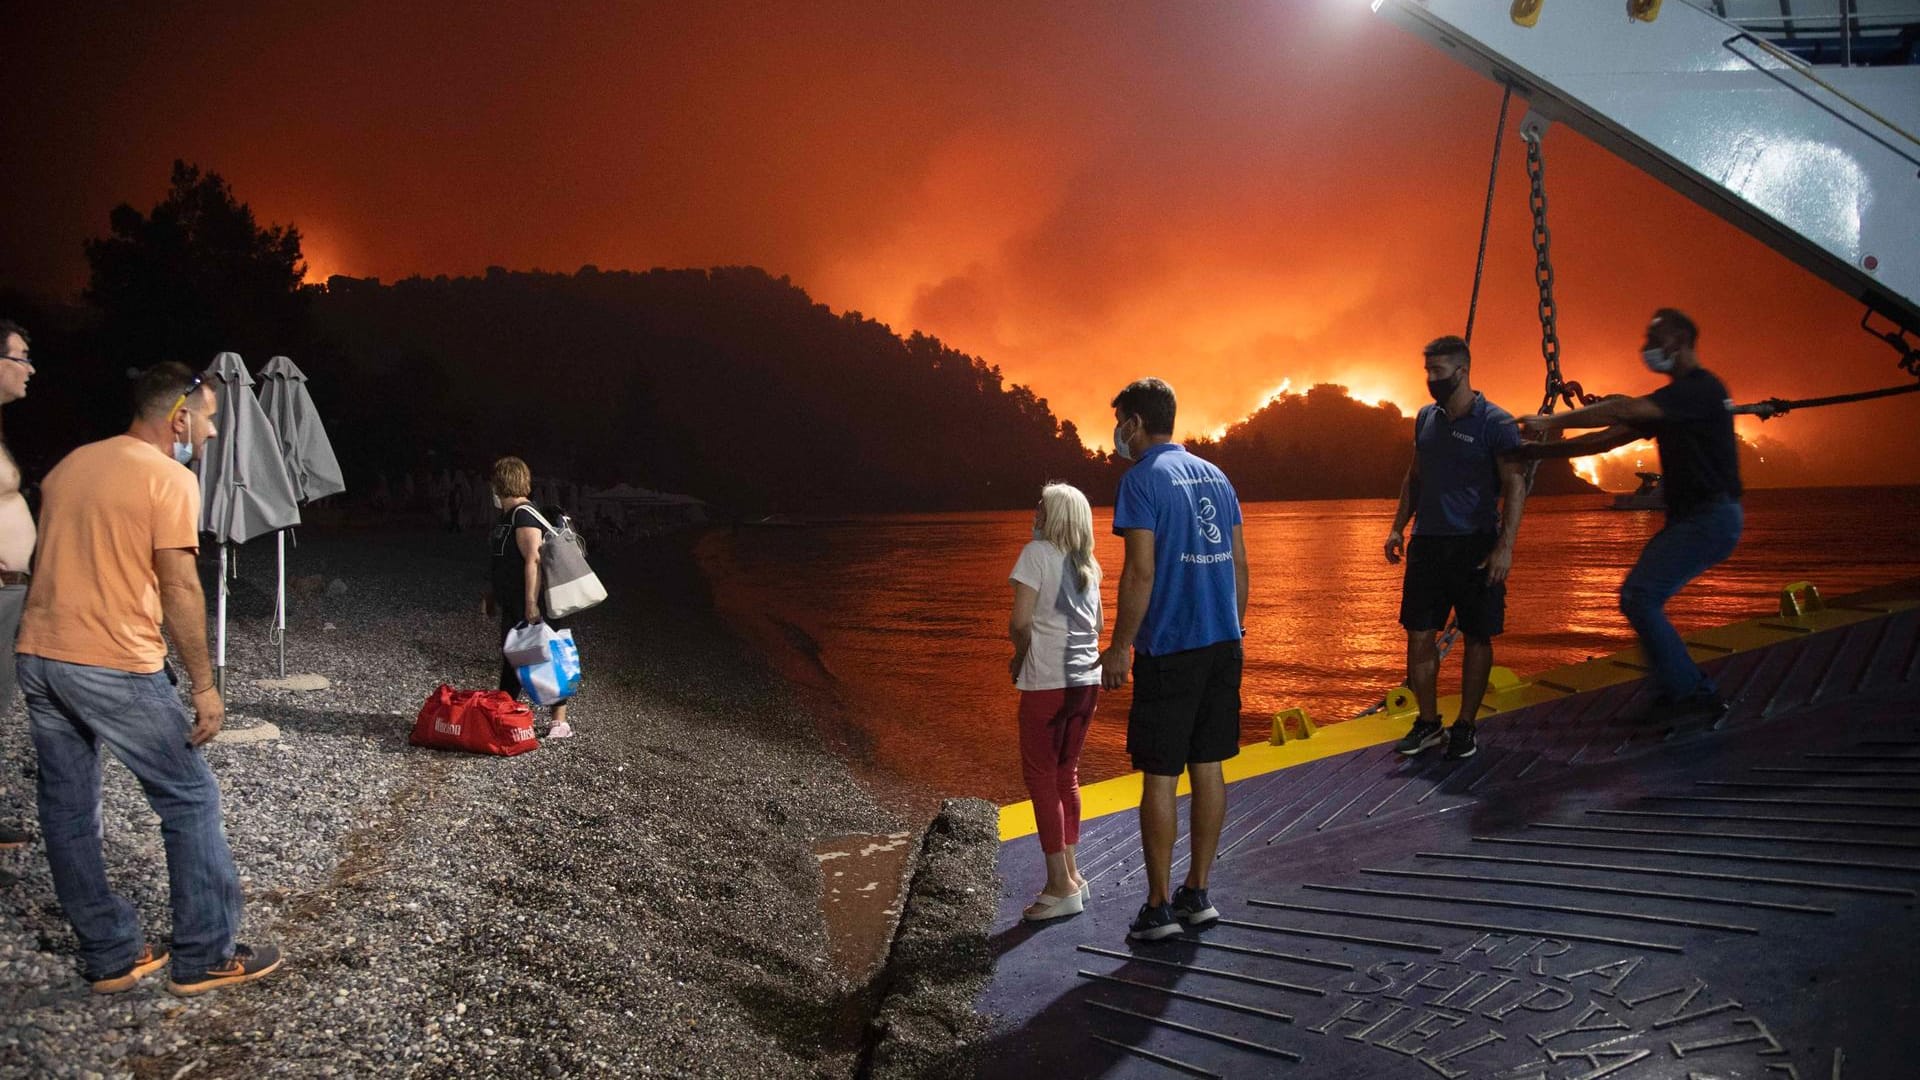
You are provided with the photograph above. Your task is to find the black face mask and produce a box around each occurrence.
[1426,373,1461,404]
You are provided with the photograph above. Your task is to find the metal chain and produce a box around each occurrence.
[1524,128,1598,416]
[1524,130,1564,416]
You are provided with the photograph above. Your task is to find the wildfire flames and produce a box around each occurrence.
[1571,442,1659,491]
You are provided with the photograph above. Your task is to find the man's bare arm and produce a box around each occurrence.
[156,546,223,744]
[1100,529,1156,690]
[1508,425,1642,461]
[1109,529,1156,653]
[156,548,213,690]
[1386,460,1416,563]
[1521,395,1663,434]
[1484,458,1530,586]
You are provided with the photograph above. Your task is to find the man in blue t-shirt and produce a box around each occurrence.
[1385,336,1528,762]
[1510,308,1743,724]
[1101,377,1248,942]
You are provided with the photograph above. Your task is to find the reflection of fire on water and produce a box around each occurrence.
[1570,441,1657,491]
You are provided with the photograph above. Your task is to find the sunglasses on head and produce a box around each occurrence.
[170,373,206,416]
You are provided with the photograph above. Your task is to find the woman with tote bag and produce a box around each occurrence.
[484,457,582,739]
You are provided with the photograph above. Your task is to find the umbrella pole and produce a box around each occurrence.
[275,531,287,678]
[217,543,229,695]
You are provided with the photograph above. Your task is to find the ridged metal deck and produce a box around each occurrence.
[980,595,1920,1078]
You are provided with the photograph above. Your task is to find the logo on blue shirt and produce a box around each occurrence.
[1197,497,1222,545]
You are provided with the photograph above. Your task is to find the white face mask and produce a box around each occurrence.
[1113,419,1135,462]
[492,494,503,510]
[172,411,195,465]
[1642,346,1677,374]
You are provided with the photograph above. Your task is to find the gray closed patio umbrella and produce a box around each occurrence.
[256,355,346,680]
[257,355,345,503]
[199,352,302,690]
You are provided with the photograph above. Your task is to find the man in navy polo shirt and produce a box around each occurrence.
[1386,336,1529,762]
[1101,377,1248,942]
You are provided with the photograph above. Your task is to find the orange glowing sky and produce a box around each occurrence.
[3,1,1914,485]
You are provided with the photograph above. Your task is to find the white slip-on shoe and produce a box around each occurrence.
[1022,889,1086,922]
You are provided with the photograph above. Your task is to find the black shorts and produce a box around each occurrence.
[1399,532,1505,639]
[1127,640,1244,777]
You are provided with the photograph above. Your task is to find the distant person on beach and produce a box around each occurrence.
[448,471,469,533]
[1509,308,1742,724]
[0,319,38,850]
[15,362,283,996]
[486,456,576,739]
[1009,482,1103,922]
[1100,377,1248,942]
[1384,335,1528,761]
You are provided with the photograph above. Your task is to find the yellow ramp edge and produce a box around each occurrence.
[996,585,1918,842]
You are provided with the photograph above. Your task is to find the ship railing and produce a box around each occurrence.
[1693,2,1920,67]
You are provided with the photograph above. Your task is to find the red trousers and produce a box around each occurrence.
[1019,686,1099,855]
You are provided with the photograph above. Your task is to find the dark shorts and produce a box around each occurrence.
[1127,640,1243,777]
[1399,532,1505,639]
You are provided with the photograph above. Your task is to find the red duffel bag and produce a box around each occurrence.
[410,684,539,756]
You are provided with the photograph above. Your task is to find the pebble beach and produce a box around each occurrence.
[0,525,993,1079]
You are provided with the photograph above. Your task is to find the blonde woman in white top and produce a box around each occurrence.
[1009,482,1104,921]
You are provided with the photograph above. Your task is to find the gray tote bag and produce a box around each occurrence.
[523,507,608,618]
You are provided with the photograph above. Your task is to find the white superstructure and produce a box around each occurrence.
[1374,0,1920,332]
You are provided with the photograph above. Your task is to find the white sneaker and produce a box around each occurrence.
[546,722,575,740]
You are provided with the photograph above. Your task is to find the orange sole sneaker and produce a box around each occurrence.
[166,944,284,997]
[92,945,171,994]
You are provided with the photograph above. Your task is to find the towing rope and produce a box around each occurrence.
[1733,381,1920,420]
[1463,84,1512,348]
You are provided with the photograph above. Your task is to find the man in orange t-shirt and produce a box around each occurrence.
[16,362,282,997]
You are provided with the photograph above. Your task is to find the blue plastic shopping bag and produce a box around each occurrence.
[502,621,582,705]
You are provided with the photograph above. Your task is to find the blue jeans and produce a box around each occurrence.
[1619,499,1744,701]
[18,654,243,980]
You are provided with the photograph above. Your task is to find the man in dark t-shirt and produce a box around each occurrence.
[1386,336,1529,762]
[1511,308,1743,722]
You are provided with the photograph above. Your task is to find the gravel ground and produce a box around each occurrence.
[0,525,920,1079]
[863,799,999,1080]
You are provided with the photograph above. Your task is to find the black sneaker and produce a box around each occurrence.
[1444,722,1478,760]
[1395,718,1445,756]
[0,824,29,850]
[166,943,284,997]
[1127,902,1183,942]
[1171,885,1219,926]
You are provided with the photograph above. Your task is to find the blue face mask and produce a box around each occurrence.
[172,412,195,465]
[1113,420,1135,462]
[1642,347,1676,374]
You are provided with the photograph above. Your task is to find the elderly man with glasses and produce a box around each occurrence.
[0,318,36,850]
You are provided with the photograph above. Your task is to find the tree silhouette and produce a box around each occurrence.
[1191,383,1599,501]
[84,160,310,368]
